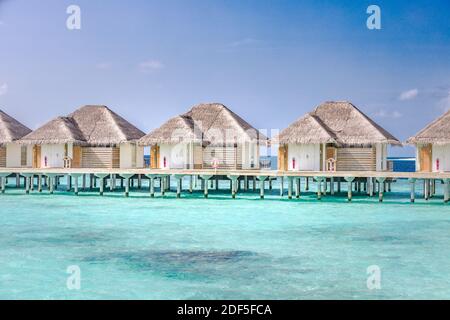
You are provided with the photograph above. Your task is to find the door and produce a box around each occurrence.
[0,147,6,168]
[419,144,432,172]
[33,145,41,168]
[150,145,160,169]
[72,146,82,168]
[278,145,288,170]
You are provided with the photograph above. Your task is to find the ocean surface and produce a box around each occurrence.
[1,177,449,300]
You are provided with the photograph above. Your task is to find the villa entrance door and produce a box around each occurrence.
[419,144,432,172]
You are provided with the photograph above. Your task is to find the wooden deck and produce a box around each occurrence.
[0,167,448,202]
[0,167,450,179]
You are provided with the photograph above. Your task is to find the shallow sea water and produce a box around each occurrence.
[0,178,449,299]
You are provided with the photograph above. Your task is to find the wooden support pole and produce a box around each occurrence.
[125,178,130,197]
[177,178,182,198]
[244,176,248,191]
[201,175,212,198]
[377,178,386,202]
[345,177,355,202]
[424,179,429,200]
[228,175,239,199]
[295,178,301,198]
[38,175,42,192]
[257,176,267,199]
[110,174,114,191]
[280,177,284,197]
[287,177,293,199]
[314,177,324,200]
[150,177,155,197]
[337,178,341,193]
[189,175,193,193]
[305,177,309,191]
[409,178,416,203]
[444,179,450,203]
[74,176,79,195]
[330,177,334,195]
[0,176,6,193]
[25,176,30,194]
[49,176,55,194]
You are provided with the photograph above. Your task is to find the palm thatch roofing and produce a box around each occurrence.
[0,110,32,146]
[20,105,145,145]
[406,109,450,145]
[274,101,401,146]
[139,103,267,146]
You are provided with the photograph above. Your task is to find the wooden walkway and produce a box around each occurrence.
[0,168,449,202]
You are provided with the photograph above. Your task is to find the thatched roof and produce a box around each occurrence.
[0,110,32,145]
[138,115,202,145]
[139,103,267,145]
[275,101,401,146]
[407,109,450,145]
[20,105,145,145]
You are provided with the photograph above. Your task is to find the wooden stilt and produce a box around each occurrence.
[280,177,284,197]
[189,175,193,193]
[287,177,293,199]
[408,178,416,203]
[443,179,450,203]
[296,178,301,198]
[345,177,355,202]
[37,175,42,192]
[257,176,267,199]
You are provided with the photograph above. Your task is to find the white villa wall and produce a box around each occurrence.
[375,143,388,171]
[119,143,145,169]
[287,144,321,171]
[5,143,33,168]
[159,143,191,169]
[432,144,450,172]
[242,141,259,169]
[40,144,65,168]
[119,143,143,169]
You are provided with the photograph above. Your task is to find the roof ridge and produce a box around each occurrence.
[309,113,338,143]
[103,106,128,142]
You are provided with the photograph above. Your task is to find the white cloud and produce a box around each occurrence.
[228,38,260,48]
[399,88,418,101]
[437,90,450,111]
[374,109,402,119]
[0,83,8,96]
[138,60,164,73]
[95,62,112,70]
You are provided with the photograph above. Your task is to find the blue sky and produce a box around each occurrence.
[0,0,449,156]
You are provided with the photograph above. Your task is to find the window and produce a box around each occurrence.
[21,146,27,167]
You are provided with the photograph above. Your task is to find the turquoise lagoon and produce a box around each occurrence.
[0,179,450,300]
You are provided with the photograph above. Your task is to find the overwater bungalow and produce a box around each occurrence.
[407,109,450,172]
[139,103,267,169]
[19,105,145,169]
[0,110,32,168]
[274,101,401,172]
